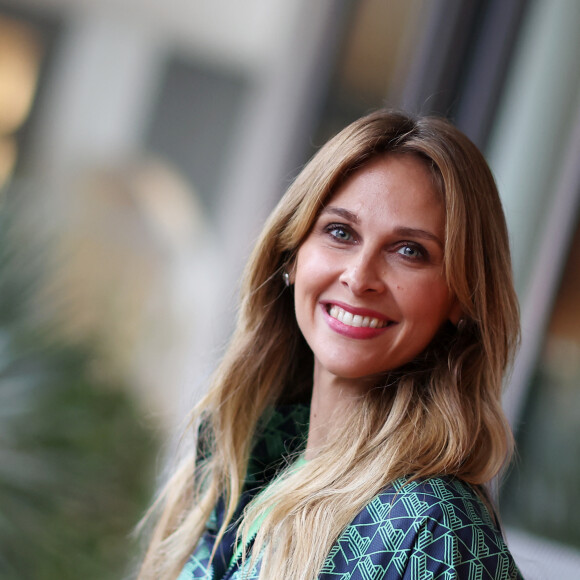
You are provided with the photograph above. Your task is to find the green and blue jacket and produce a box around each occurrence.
[178,406,523,580]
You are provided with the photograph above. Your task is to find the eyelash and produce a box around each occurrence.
[396,243,427,261]
[323,223,429,261]
[325,223,355,242]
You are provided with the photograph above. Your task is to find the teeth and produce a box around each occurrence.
[328,305,387,328]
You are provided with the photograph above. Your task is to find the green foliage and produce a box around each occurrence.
[0,204,159,579]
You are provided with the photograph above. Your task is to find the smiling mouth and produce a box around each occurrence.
[327,305,391,329]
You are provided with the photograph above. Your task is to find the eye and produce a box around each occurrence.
[326,224,354,242]
[396,244,425,260]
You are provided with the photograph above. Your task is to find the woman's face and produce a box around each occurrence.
[292,153,460,387]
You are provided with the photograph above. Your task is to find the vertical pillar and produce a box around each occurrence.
[30,7,162,187]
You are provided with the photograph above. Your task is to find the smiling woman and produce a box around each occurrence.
[137,110,523,579]
[293,154,460,392]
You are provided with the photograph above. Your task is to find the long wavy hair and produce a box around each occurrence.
[137,110,520,579]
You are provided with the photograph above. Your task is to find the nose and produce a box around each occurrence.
[339,250,386,295]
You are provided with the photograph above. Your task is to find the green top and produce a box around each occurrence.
[177,405,523,580]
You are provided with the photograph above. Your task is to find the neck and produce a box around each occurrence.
[305,368,370,460]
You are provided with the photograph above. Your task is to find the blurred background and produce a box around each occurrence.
[0,0,579,578]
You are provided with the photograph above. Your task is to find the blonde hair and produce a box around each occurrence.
[137,110,519,579]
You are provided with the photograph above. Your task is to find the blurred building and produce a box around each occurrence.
[1,0,579,577]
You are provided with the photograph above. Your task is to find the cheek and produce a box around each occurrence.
[399,277,453,321]
[293,248,320,313]
[295,245,335,288]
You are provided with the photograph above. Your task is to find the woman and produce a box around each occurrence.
[138,110,523,579]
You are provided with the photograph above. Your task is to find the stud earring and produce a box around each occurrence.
[456,318,466,332]
[282,271,290,287]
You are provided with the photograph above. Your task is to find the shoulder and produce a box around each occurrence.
[320,476,523,579]
[369,476,499,531]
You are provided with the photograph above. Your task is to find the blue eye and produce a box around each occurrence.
[327,225,353,242]
[397,244,424,259]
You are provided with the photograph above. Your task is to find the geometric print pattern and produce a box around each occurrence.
[177,406,523,580]
[317,476,522,579]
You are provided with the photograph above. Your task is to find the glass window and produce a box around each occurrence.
[145,56,248,216]
[502,211,580,550]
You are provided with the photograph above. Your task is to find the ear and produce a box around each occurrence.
[286,260,297,285]
[448,299,463,326]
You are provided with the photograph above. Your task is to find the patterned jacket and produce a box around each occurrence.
[178,406,523,580]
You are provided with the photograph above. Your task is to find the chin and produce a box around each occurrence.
[319,359,394,383]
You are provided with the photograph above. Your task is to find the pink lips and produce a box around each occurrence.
[321,301,394,340]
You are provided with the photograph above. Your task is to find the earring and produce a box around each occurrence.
[282,271,290,287]
[456,318,466,332]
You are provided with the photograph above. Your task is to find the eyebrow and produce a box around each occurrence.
[320,206,443,248]
[393,226,443,249]
[320,206,360,223]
